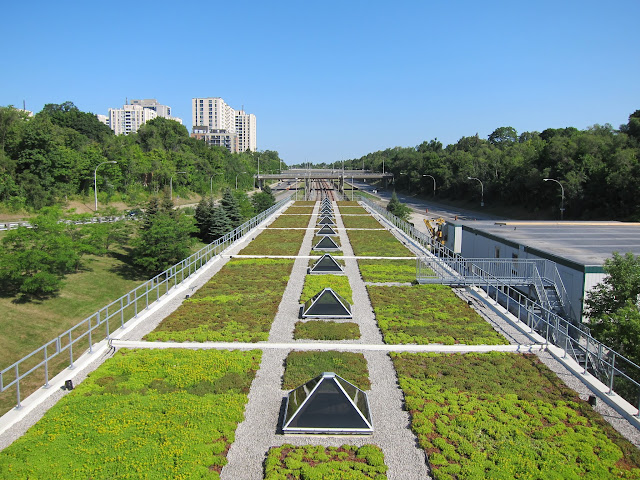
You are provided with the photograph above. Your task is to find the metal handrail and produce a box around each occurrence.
[355,193,640,412]
[0,198,290,409]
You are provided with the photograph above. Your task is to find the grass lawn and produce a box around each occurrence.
[238,228,306,255]
[392,352,640,480]
[146,258,294,342]
[293,321,360,340]
[283,351,371,390]
[347,229,414,257]
[265,444,387,479]
[358,259,417,283]
[267,214,311,228]
[0,349,261,479]
[0,251,149,416]
[301,274,352,304]
[342,215,384,229]
[367,285,509,345]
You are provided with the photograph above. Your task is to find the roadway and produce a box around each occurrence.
[348,179,504,223]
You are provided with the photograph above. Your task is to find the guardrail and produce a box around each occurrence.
[0,198,290,410]
[354,193,640,413]
[457,259,640,414]
[0,215,136,232]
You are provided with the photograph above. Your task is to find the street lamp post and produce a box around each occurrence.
[422,174,436,197]
[170,171,187,201]
[467,177,484,207]
[94,161,117,211]
[543,178,565,220]
[295,178,299,201]
[351,176,354,201]
[236,172,246,190]
[210,172,223,195]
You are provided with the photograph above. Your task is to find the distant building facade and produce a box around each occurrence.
[103,99,182,136]
[191,97,256,153]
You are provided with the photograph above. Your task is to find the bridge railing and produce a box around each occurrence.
[0,198,290,411]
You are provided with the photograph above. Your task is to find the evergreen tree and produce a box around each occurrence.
[195,196,216,242]
[209,206,232,240]
[132,194,196,274]
[386,191,412,222]
[220,188,243,227]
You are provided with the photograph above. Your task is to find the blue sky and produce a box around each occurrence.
[2,0,638,165]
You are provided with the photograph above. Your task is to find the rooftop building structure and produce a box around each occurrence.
[444,220,640,320]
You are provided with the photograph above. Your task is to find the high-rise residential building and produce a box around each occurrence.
[191,97,256,153]
[103,99,182,136]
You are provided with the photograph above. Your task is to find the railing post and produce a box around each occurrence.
[69,331,74,369]
[608,353,615,395]
[120,297,125,328]
[44,344,50,388]
[88,319,93,354]
[15,365,21,409]
[584,336,590,375]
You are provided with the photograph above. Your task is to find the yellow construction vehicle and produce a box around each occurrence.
[424,217,445,244]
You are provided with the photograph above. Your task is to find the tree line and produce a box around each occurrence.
[0,102,284,210]
[339,111,640,220]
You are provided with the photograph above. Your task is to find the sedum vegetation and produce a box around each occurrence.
[368,285,508,345]
[265,444,387,480]
[347,229,413,257]
[293,320,360,340]
[392,352,640,480]
[0,349,261,479]
[282,351,371,390]
[341,214,384,229]
[238,228,306,255]
[267,214,311,228]
[301,274,352,304]
[358,258,417,283]
[147,258,293,342]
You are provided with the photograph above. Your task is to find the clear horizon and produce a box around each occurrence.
[2,0,638,165]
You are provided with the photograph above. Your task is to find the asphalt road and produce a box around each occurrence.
[350,180,504,223]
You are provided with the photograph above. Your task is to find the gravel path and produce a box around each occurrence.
[222,201,430,480]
